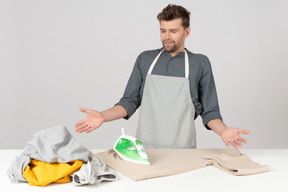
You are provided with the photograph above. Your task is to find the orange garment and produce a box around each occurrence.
[23,159,84,186]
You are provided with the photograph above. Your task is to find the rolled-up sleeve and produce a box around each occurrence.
[115,55,143,120]
[199,55,223,129]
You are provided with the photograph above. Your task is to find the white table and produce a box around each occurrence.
[1,149,287,192]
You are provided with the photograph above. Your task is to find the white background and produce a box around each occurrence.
[0,0,287,149]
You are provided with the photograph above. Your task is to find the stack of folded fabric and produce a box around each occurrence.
[7,125,118,187]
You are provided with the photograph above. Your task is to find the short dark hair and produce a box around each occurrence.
[157,4,191,28]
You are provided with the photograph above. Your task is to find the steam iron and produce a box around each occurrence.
[113,128,150,165]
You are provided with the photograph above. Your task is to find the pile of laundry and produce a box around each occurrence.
[7,125,118,187]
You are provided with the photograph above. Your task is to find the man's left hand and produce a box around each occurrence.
[220,128,250,148]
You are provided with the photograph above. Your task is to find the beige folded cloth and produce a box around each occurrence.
[96,148,269,181]
[203,153,270,176]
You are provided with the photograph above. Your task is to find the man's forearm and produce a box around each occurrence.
[207,119,228,135]
[101,105,128,122]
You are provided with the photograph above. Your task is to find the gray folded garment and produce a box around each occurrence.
[72,151,118,185]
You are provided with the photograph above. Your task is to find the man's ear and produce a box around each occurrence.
[185,27,191,38]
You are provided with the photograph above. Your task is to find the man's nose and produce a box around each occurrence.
[164,31,171,40]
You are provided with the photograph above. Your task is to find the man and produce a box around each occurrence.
[75,4,249,149]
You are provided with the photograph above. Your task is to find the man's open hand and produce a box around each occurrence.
[220,128,250,148]
[74,107,105,133]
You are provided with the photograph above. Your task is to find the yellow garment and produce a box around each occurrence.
[23,159,84,186]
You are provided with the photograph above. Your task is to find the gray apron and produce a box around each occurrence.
[136,50,196,148]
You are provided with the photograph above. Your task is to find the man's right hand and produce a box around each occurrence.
[74,107,105,133]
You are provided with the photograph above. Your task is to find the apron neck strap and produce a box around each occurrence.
[148,49,189,78]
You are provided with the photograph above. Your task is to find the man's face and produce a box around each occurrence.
[160,18,190,54]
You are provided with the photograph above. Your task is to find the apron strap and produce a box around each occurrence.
[148,49,189,78]
[184,50,189,79]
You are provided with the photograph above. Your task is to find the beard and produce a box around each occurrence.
[162,40,178,52]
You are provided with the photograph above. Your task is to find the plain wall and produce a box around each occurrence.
[1,0,287,149]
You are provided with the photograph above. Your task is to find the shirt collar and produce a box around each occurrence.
[161,47,187,58]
